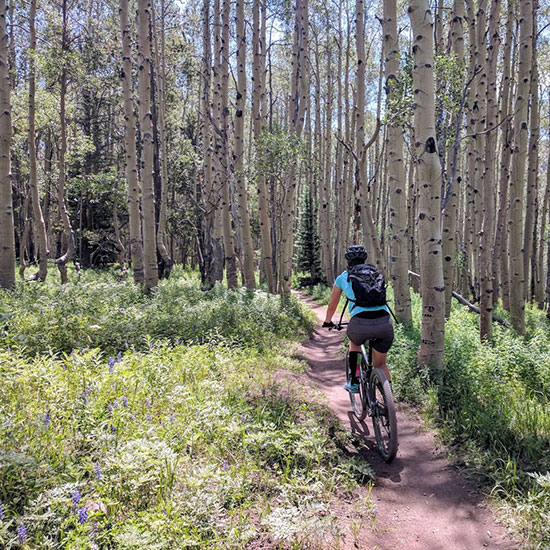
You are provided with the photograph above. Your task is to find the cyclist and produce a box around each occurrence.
[322,245,394,393]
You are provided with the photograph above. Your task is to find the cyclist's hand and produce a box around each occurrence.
[322,321,335,329]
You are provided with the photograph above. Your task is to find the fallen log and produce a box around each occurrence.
[407,270,510,328]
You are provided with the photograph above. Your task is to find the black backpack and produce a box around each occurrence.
[347,263,387,310]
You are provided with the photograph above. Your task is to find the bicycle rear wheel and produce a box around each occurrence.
[346,353,367,420]
[369,368,398,462]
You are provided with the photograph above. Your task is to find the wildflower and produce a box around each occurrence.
[72,489,81,505]
[113,399,120,409]
[43,411,51,427]
[108,357,115,372]
[121,396,129,408]
[78,507,88,524]
[116,352,122,363]
[81,393,88,407]
[0,502,4,520]
[94,463,102,481]
[222,460,230,471]
[169,413,175,422]
[17,523,27,544]
[145,398,151,409]
[107,404,113,415]
[110,424,116,434]
[147,412,152,422]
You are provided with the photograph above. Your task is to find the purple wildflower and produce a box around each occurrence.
[94,463,102,481]
[107,404,113,415]
[108,357,115,372]
[78,507,88,524]
[145,398,151,409]
[113,399,120,410]
[43,411,51,427]
[71,489,81,505]
[81,393,88,406]
[147,412,152,422]
[116,352,122,363]
[17,523,27,544]
[121,396,129,408]
[0,502,5,520]
[169,413,175,422]
[110,424,116,434]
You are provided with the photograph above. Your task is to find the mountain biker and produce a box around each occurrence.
[322,245,394,393]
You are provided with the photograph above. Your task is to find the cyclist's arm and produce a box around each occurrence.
[324,285,342,324]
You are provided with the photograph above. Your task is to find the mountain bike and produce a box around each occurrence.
[331,321,398,463]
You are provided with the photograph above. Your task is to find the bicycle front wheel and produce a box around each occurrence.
[346,353,368,420]
[369,368,398,462]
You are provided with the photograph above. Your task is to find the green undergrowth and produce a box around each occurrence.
[0,344,371,549]
[0,268,373,548]
[0,265,315,356]
[298,280,550,547]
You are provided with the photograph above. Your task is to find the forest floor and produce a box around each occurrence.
[294,291,523,550]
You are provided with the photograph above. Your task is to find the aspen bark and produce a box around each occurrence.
[383,0,411,323]
[493,0,514,310]
[234,0,255,288]
[279,0,308,296]
[137,0,158,289]
[0,0,14,289]
[408,0,445,373]
[355,0,382,268]
[508,0,532,334]
[119,0,144,285]
[152,0,173,277]
[220,0,238,288]
[27,0,49,281]
[252,0,275,292]
[55,0,76,284]
[479,0,501,341]
[441,0,464,317]
[523,1,538,302]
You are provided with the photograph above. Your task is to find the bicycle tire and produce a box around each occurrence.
[346,353,367,420]
[369,368,398,462]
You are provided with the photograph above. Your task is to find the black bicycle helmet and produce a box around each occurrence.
[345,245,368,262]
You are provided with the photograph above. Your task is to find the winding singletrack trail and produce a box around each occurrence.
[296,292,522,550]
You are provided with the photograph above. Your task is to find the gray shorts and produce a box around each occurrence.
[347,314,394,353]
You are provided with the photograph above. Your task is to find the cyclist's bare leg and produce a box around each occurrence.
[372,349,391,382]
[349,341,362,378]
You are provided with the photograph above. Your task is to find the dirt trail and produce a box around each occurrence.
[296,292,521,550]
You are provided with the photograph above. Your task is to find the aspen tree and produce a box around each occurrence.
[55,0,77,285]
[252,0,275,292]
[279,0,308,296]
[408,0,445,373]
[493,0,515,310]
[220,0,238,288]
[210,0,226,285]
[323,14,334,284]
[137,0,158,289]
[536,97,550,308]
[508,0,533,334]
[355,0,382,267]
[479,0,501,341]
[120,0,144,285]
[441,0,464,317]
[27,0,49,282]
[524,1,538,302]
[0,0,14,289]
[234,0,255,288]
[383,0,411,324]
[151,0,173,277]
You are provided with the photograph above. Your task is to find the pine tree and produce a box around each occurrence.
[295,188,323,285]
